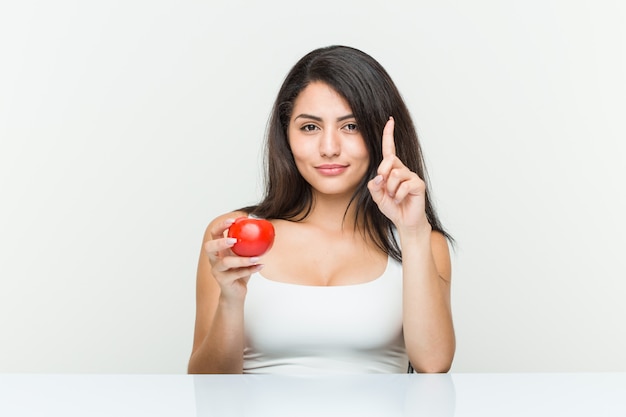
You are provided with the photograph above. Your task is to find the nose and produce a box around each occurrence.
[319,129,340,157]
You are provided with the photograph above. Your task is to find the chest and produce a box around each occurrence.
[261,227,389,286]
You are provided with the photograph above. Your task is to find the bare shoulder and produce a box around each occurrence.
[203,210,249,241]
[431,230,452,282]
[430,230,450,251]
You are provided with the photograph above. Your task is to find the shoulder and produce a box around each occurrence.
[203,210,249,241]
[209,210,249,226]
[430,230,450,251]
[430,230,452,282]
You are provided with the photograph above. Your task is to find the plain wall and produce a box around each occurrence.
[1,0,625,373]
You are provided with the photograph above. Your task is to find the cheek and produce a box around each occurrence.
[287,142,308,172]
[349,137,370,161]
[288,145,304,164]
[288,137,314,162]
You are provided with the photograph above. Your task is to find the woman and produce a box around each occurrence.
[188,45,455,374]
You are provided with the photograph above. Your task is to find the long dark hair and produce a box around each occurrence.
[243,45,451,262]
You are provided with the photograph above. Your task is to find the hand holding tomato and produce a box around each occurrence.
[227,218,275,257]
[202,217,273,303]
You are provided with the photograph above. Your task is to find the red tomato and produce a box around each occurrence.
[227,217,275,257]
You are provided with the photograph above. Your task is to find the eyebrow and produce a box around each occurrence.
[294,113,356,122]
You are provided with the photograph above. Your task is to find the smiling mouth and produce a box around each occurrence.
[315,164,348,175]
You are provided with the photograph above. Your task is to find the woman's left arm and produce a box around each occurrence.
[397,227,454,373]
[368,117,455,373]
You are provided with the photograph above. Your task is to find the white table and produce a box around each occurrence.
[1,373,625,416]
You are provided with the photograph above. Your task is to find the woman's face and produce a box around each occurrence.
[288,81,369,200]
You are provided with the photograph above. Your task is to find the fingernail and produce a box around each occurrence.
[249,257,260,264]
[224,218,235,226]
[226,238,237,245]
[373,175,383,185]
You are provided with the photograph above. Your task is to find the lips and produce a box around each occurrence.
[315,164,348,176]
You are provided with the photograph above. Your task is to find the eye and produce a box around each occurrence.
[343,123,359,132]
[301,124,319,132]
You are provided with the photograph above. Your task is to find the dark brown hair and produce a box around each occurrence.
[243,45,451,261]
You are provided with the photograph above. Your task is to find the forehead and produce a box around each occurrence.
[292,81,352,115]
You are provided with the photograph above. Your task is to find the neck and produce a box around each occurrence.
[299,193,360,232]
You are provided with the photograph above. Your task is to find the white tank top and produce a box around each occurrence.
[243,257,408,374]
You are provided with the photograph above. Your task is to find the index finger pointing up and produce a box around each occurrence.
[382,117,396,158]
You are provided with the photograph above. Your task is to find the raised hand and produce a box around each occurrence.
[367,117,431,234]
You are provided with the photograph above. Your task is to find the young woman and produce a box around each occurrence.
[188,45,455,374]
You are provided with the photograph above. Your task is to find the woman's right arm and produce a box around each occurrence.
[187,213,263,374]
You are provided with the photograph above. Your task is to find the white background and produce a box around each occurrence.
[1,0,625,373]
